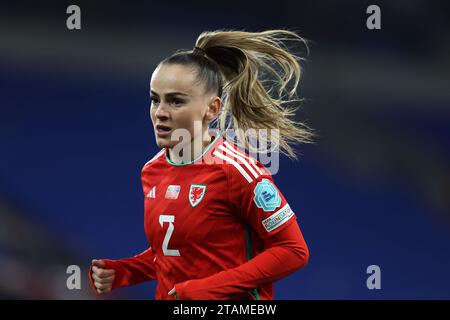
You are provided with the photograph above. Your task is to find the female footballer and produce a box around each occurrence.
[90,29,313,300]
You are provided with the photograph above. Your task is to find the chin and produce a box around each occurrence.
[155,137,174,149]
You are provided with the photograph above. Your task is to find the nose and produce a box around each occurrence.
[154,102,170,121]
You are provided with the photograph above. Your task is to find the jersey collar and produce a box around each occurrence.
[165,131,222,166]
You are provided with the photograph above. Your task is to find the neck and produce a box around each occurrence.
[168,131,213,164]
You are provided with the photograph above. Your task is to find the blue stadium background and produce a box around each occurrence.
[1,0,449,299]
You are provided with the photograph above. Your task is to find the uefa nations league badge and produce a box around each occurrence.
[253,178,281,212]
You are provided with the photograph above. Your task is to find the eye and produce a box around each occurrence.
[170,98,185,106]
[150,96,160,105]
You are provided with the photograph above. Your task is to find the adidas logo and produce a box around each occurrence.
[147,186,156,198]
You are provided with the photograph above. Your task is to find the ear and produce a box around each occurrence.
[204,96,221,123]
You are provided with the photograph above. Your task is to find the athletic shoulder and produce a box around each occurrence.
[142,149,166,171]
[211,139,271,184]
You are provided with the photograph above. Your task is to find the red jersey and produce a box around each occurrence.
[90,134,309,300]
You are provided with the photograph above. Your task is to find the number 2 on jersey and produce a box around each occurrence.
[159,215,180,256]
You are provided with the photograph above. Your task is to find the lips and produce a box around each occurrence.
[155,124,172,137]
[156,124,171,131]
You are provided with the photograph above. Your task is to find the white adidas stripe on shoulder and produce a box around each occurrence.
[213,141,269,183]
[144,149,165,166]
[213,150,253,183]
[222,141,263,175]
[218,144,259,179]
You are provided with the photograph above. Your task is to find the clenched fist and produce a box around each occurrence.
[90,259,116,294]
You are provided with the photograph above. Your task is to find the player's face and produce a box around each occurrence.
[150,63,213,149]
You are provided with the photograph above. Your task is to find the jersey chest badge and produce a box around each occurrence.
[165,185,181,199]
[189,184,206,207]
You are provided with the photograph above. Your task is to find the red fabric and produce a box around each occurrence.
[89,136,309,299]
[89,248,157,293]
[174,221,308,299]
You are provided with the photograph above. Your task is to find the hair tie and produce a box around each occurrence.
[192,46,206,56]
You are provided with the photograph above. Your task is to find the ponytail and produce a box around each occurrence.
[163,29,315,159]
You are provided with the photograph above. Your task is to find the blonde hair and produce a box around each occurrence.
[162,29,314,159]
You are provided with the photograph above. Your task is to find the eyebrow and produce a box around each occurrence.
[150,90,189,97]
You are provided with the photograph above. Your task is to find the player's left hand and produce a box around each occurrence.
[168,287,179,299]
